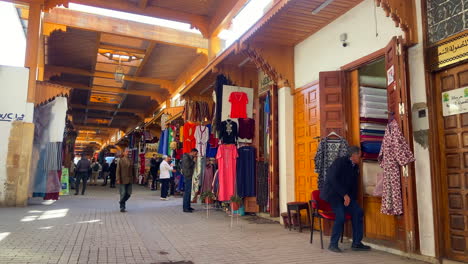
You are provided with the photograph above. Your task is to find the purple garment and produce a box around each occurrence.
[201,164,215,193]
[238,118,255,140]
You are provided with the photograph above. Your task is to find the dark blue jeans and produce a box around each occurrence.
[119,184,132,209]
[330,200,364,247]
[75,172,89,195]
[183,177,192,210]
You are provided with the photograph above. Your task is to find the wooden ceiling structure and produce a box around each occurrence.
[181,0,365,96]
[10,0,414,150]
[10,0,248,147]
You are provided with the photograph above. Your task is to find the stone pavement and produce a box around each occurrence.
[0,184,426,264]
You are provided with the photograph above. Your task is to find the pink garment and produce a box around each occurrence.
[216,144,238,201]
[378,120,415,215]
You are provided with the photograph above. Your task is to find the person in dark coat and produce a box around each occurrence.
[109,159,117,188]
[320,146,371,253]
[181,148,198,213]
[75,154,91,195]
[101,161,110,186]
[117,149,134,212]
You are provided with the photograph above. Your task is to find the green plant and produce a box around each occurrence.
[230,194,242,204]
[200,191,216,201]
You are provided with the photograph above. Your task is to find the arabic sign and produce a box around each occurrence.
[429,32,468,70]
[442,87,468,116]
[0,113,25,122]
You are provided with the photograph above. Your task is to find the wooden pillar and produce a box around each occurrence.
[24,2,43,103]
[208,36,221,61]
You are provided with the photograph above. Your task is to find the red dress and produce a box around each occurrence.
[183,122,197,154]
[216,144,238,201]
[229,92,248,118]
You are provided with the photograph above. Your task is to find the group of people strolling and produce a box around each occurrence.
[73,156,117,195]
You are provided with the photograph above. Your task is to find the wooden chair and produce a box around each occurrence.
[309,190,351,249]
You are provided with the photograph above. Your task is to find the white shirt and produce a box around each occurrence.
[159,160,173,179]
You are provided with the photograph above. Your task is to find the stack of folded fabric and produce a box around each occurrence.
[360,86,388,160]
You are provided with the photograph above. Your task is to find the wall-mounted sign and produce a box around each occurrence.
[442,87,468,116]
[0,113,25,122]
[387,65,395,86]
[429,32,468,71]
[258,70,274,95]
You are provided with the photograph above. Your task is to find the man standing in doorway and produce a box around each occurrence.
[159,155,174,201]
[320,146,371,253]
[117,149,134,213]
[75,154,91,195]
[181,148,198,213]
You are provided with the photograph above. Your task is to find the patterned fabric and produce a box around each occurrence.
[378,120,415,215]
[191,156,205,200]
[315,138,349,190]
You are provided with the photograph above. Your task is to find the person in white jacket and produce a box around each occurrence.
[159,155,174,200]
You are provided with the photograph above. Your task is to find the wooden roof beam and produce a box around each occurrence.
[74,125,119,131]
[45,65,175,92]
[54,81,165,103]
[70,104,144,114]
[99,44,146,55]
[69,0,210,37]
[209,0,249,37]
[174,52,209,91]
[41,8,208,50]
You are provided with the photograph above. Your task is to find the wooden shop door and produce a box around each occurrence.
[381,36,418,252]
[434,63,468,262]
[294,82,320,203]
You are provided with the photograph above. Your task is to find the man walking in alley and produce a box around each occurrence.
[117,149,134,212]
[109,159,117,188]
[159,155,174,201]
[320,146,371,253]
[181,148,198,213]
[75,154,91,195]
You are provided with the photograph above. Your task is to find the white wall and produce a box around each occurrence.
[407,0,436,257]
[292,0,436,257]
[295,0,403,87]
[278,86,295,220]
[0,66,33,202]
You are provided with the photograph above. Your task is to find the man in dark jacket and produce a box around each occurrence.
[181,148,198,213]
[117,149,134,213]
[75,154,91,195]
[320,146,370,253]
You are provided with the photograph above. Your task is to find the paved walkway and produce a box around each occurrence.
[0,184,426,264]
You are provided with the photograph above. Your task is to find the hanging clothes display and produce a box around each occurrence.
[191,156,205,200]
[314,137,349,190]
[161,114,169,130]
[378,119,415,215]
[183,122,197,153]
[229,91,248,118]
[220,119,238,144]
[31,97,67,200]
[216,144,238,201]
[213,75,230,136]
[238,118,255,140]
[167,126,173,155]
[201,162,216,193]
[205,124,218,158]
[195,125,209,156]
[236,146,256,197]
[184,100,212,123]
[264,92,271,134]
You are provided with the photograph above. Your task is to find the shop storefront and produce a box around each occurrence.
[424,1,468,261]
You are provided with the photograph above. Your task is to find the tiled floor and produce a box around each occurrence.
[0,184,426,264]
